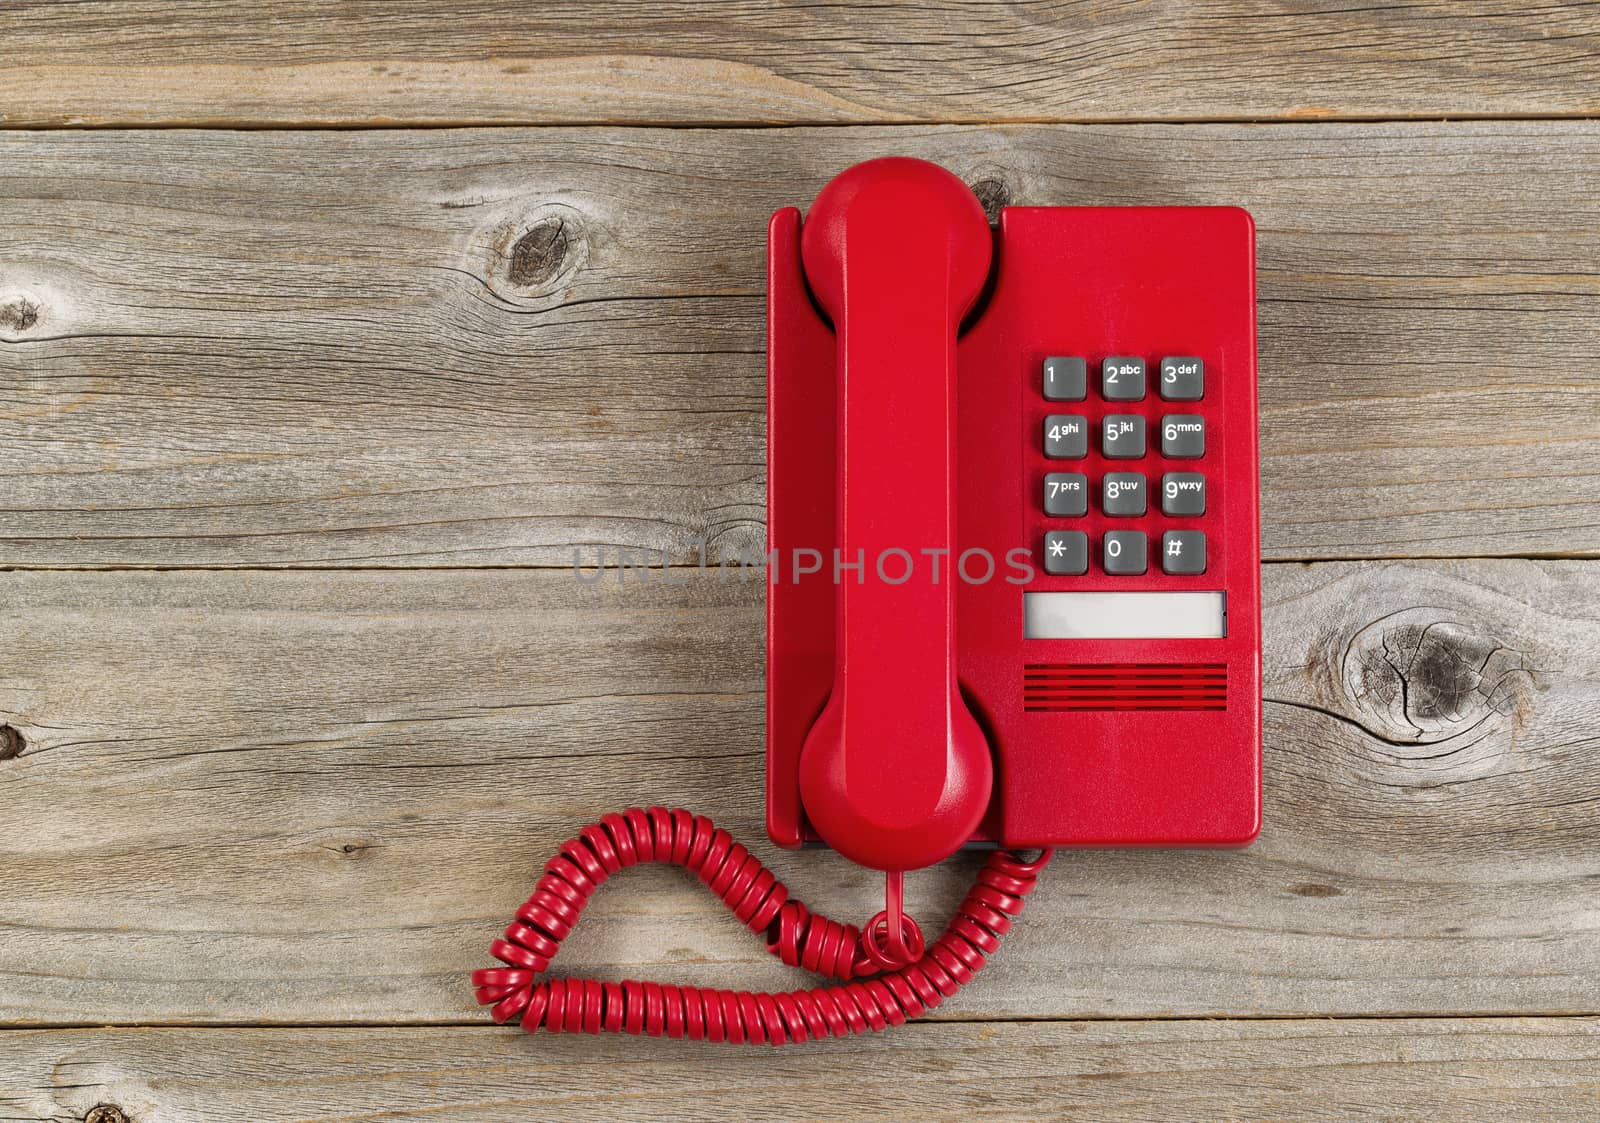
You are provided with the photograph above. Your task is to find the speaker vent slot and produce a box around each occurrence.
[1024,663,1226,711]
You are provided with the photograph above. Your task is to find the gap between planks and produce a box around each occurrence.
[4,111,1600,132]
[1,553,1598,574]
[8,1011,1600,1033]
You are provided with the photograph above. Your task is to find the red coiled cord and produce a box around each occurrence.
[472,806,1050,1044]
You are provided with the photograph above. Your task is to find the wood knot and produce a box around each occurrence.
[509,216,571,289]
[968,177,1013,224]
[1289,882,1343,898]
[0,724,25,761]
[85,1106,131,1123]
[0,293,42,338]
[317,834,381,861]
[476,203,591,309]
[1340,608,1537,768]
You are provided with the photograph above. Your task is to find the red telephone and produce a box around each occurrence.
[475,158,1260,1044]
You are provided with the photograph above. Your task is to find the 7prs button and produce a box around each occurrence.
[1044,472,1088,516]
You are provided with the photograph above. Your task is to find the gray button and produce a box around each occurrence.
[1043,357,1087,401]
[1161,531,1207,574]
[1101,472,1146,516]
[1044,414,1088,459]
[1102,415,1145,459]
[1101,356,1146,401]
[1102,530,1146,575]
[1159,356,1204,401]
[1160,472,1206,516]
[1044,472,1088,516]
[1043,531,1088,575]
[1161,414,1205,458]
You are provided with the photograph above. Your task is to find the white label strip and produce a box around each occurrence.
[1023,591,1227,639]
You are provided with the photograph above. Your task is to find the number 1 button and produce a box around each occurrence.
[1043,357,1087,401]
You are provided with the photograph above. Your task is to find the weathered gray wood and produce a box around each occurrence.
[2,123,1598,567]
[4,1019,1599,1122]
[2,2,1598,127]
[1,559,1595,1026]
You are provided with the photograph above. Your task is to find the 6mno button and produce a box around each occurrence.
[1161,415,1205,458]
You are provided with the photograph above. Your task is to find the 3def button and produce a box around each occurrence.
[1159,357,1204,401]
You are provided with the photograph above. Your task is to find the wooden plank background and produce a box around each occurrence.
[2,559,1598,1027]
[2,2,1598,1120]
[4,124,1597,567]
[6,1021,1599,1122]
[3,1,1599,127]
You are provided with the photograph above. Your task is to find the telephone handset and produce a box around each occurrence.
[796,158,994,873]
[476,158,1260,1044]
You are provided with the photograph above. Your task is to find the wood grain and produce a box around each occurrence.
[1,559,1595,1026]
[2,2,1598,127]
[4,1019,1598,1122]
[2,123,1598,567]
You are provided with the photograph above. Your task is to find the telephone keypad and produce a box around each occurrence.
[1159,357,1204,401]
[1101,415,1145,459]
[1161,531,1207,575]
[1044,472,1089,517]
[1037,353,1213,577]
[1044,415,1088,459]
[1161,414,1205,458]
[1101,472,1146,516]
[1043,530,1089,576]
[1101,357,1146,401]
[1161,472,1206,516]
[1102,531,1147,575]
[1042,357,1088,401]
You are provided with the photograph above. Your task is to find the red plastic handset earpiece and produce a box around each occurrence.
[796,157,995,872]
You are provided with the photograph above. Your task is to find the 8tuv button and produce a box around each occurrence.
[1102,472,1146,516]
